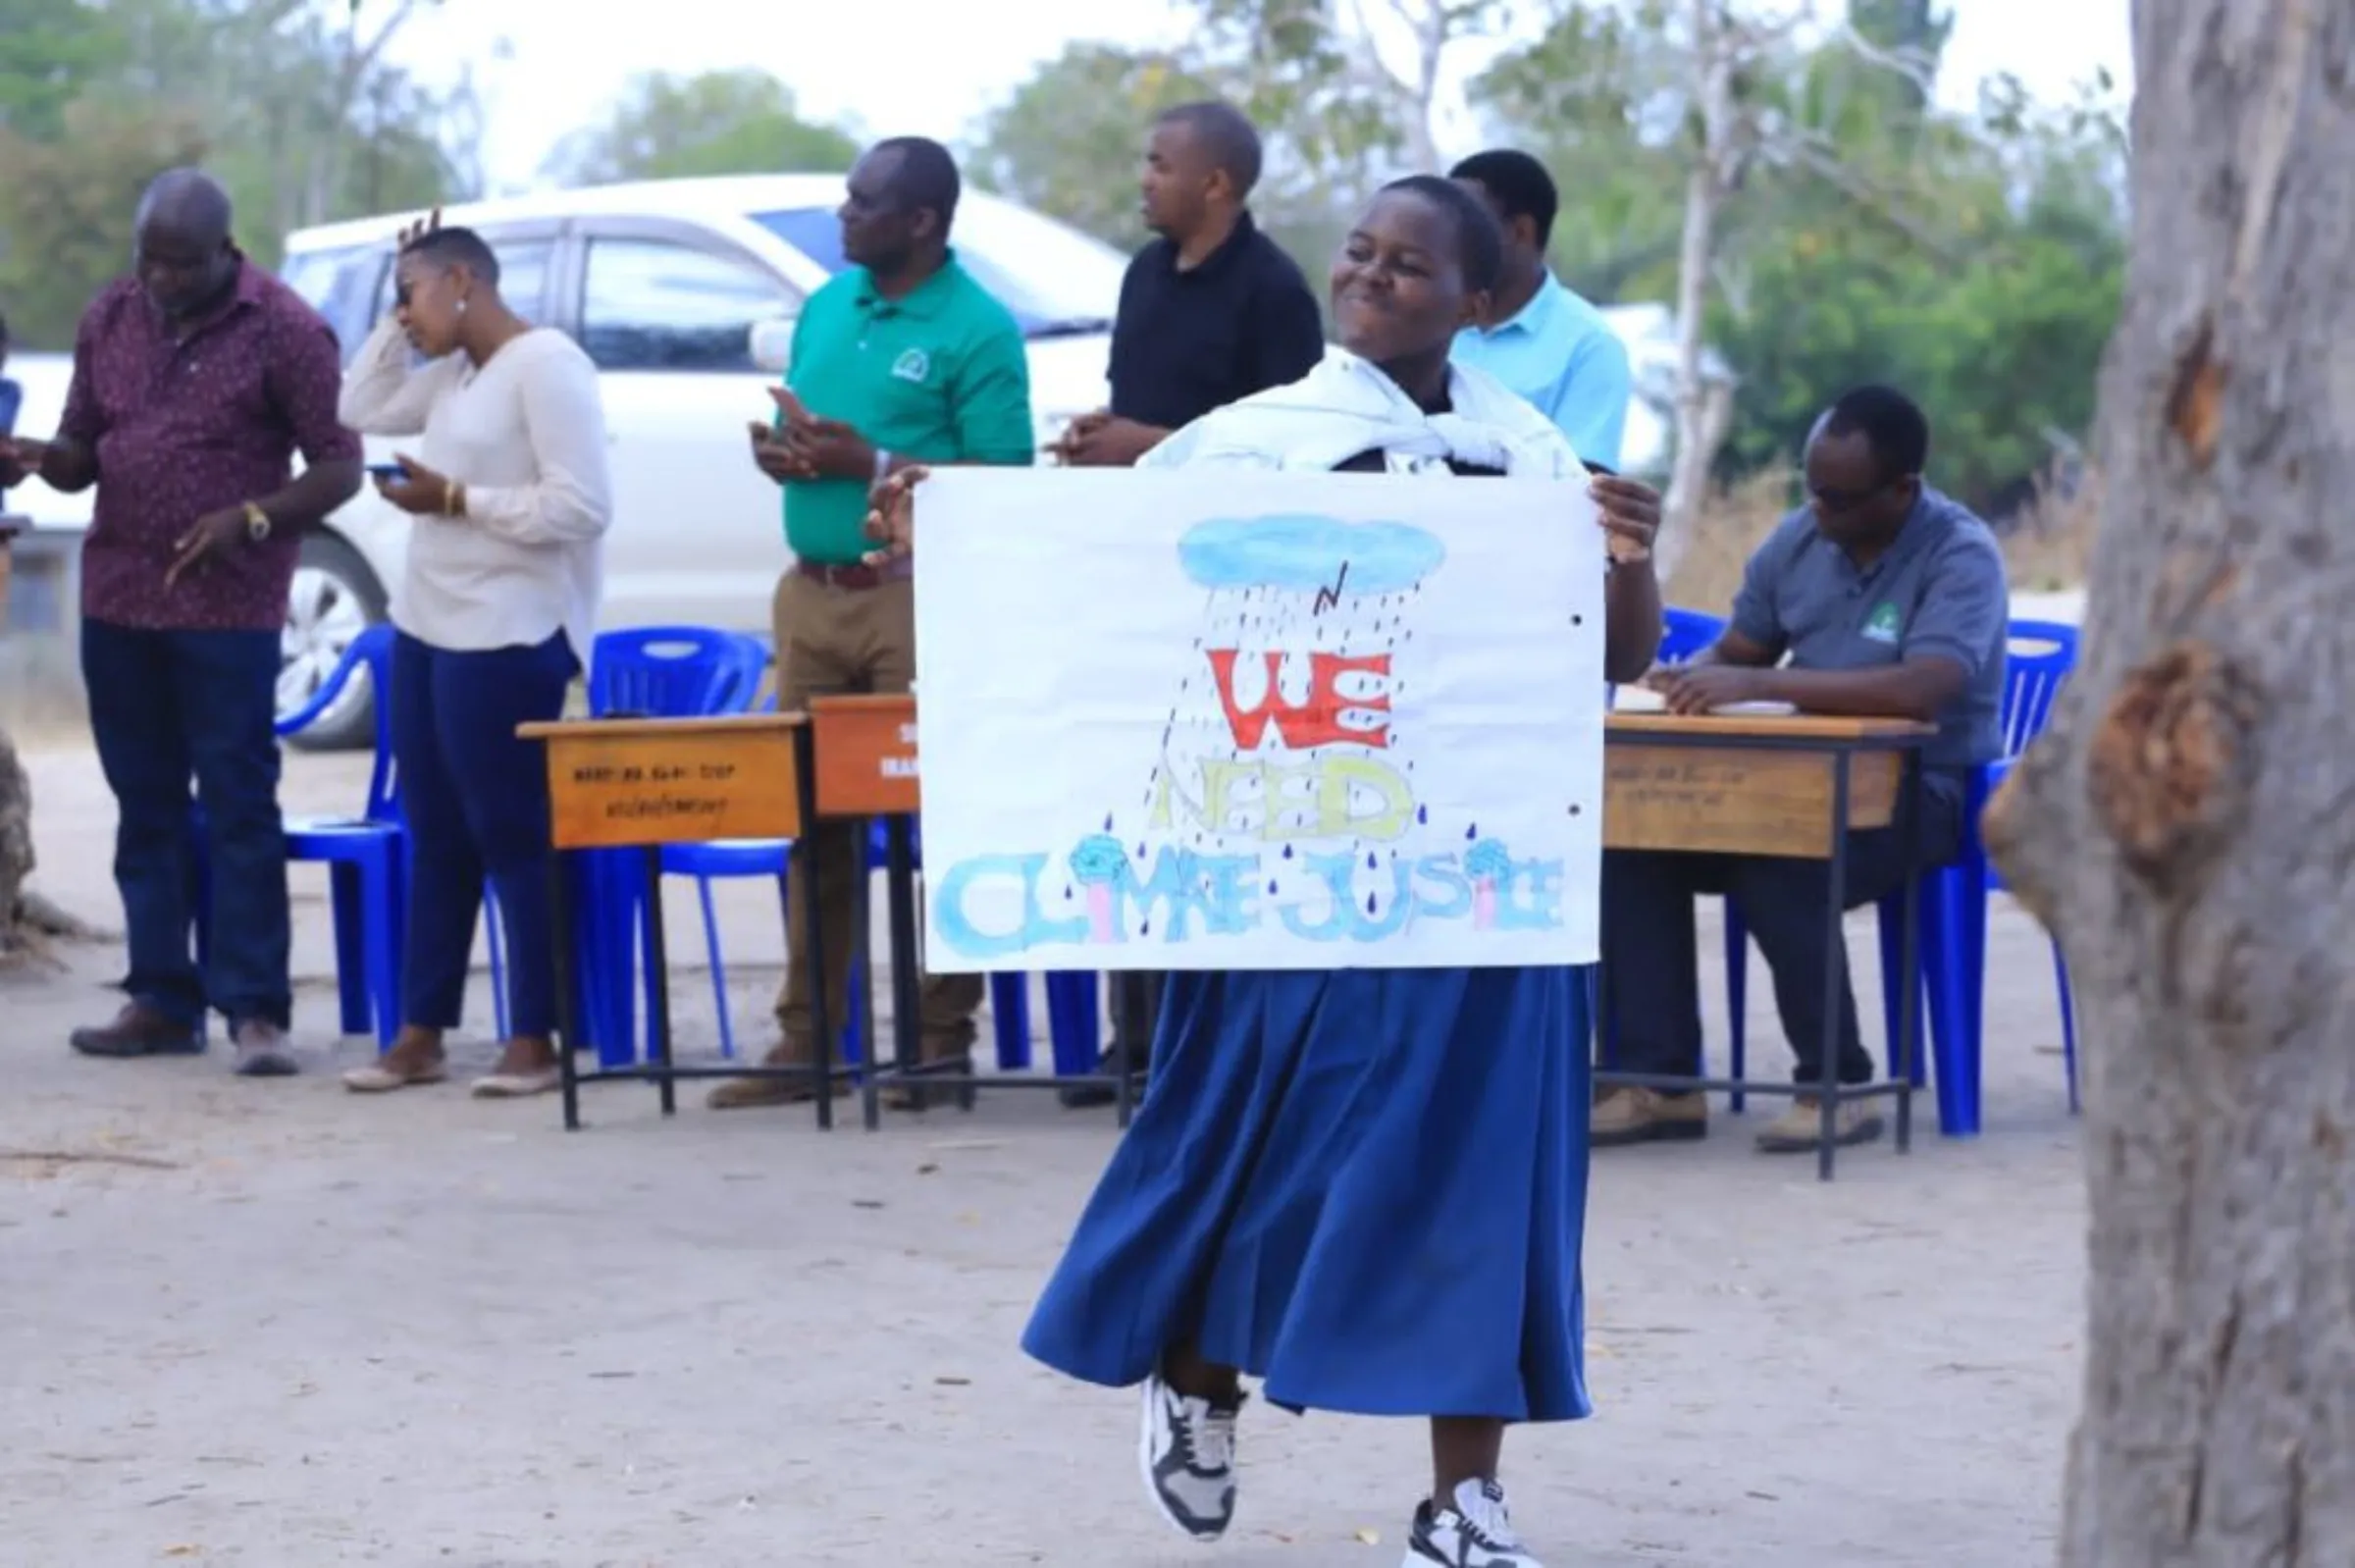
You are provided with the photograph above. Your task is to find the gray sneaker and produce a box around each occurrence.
[1405,1478,1544,1567]
[1136,1370,1243,1541]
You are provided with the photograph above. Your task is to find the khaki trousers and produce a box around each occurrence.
[769,568,983,1063]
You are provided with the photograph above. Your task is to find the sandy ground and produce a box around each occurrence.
[0,740,2089,1568]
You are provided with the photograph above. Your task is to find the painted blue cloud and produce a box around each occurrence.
[1178,513,1445,596]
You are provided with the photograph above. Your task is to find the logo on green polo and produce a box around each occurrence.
[1862,601,1902,643]
[891,347,931,384]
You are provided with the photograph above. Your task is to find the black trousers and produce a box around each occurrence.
[1598,790,1961,1086]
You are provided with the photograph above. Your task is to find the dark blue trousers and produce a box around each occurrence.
[81,618,288,1028]
[390,630,576,1038]
[1599,789,1962,1085]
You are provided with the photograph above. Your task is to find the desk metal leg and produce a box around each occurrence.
[642,844,677,1117]
[882,815,933,1120]
[1893,759,1922,1154]
[1817,755,1852,1182]
[551,851,582,1132]
[845,824,875,1130]
[800,828,835,1132]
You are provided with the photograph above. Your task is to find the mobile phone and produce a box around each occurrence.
[366,461,405,481]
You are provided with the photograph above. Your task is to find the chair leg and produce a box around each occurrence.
[484,889,512,1043]
[329,862,371,1039]
[592,850,641,1070]
[697,873,733,1061]
[362,852,400,1050]
[1045,972,1101,1076]
[843,952,866,1071]
[991,973,1032,1070]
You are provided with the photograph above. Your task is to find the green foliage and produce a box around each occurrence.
[1464,0,2125,512]
[544,70,860,187]
[0,0,475,346]
[969,47,1223,249]
[1468,6,1689,301]
[0,96,211,345]
[0,0,128,138]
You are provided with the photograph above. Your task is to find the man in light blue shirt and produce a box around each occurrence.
[1449,149,1633,471]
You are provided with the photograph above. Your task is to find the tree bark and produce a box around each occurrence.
[1660,0,1739,578]
[1981,2,2355,1563]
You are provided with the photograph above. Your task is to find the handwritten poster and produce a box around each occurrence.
[912,467,1607,972]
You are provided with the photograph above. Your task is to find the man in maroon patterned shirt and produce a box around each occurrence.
[0,170,363,1074]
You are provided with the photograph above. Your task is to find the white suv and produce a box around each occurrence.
[261,174,1125,746]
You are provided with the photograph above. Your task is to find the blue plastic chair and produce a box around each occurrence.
[195,624,404,1046]
[1720,618,2082,1133]
[665,708,1060,1073]
[538,627,769,1065]
[1866,620,2080,1128]
[1658,605,1724,664]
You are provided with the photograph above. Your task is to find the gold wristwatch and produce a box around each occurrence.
[242,501,271,542]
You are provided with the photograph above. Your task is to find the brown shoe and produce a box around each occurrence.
[706,1043,843,1110]
[1754,1097,1884,1154]
[69,1003,203,1059]
[1591,1086,1707,1147]
[230,1020,299,1077]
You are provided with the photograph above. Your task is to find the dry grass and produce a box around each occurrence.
[1660,462,2100,615]
[1663,467,1798,613]
[2000,465,2101,593]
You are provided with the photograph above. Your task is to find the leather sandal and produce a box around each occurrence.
[341,1057,447,1093]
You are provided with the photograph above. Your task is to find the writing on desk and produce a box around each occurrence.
[602,794,727,821]
[570,761,739,786]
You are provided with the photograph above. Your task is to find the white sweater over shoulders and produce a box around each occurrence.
[340,319,612,662]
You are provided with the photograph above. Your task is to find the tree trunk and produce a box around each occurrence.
[1981,2,2355,1563]
[1660,0,1738,579]
[1661,154,1724,578]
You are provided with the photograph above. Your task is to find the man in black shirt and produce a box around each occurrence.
[1053,98,1326,1108]
[1056,99,1326,467]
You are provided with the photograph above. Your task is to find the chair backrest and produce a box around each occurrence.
[275,623,400,821]
[2001,618,2078,755]
[588,627,767,718]
[1659,605,1725,665]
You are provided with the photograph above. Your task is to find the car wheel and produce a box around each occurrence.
[280,533,388,753]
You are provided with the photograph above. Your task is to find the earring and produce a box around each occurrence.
[456,296,468,315]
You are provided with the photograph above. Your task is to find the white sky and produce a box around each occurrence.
[388,0,2133,194]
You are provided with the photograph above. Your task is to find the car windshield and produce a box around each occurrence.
[750,199,1124,339]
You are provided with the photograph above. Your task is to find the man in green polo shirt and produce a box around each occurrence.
[712,135,1035,1112]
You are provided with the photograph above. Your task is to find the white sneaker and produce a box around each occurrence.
[1136,1370,1244,1541]
[1404,1477,1543,1566]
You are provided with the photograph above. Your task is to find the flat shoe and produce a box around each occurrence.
[342,1060,447,1093]
[469,1068,561,1099]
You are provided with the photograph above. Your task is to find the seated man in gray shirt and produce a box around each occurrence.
[1595,385,2009,1155]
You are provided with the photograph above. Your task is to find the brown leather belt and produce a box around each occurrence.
[795,556,912,590]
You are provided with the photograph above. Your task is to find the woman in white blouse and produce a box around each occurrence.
[336,214,612,1098]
